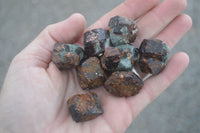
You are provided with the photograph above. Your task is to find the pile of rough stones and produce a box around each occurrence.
[52,16,169,122]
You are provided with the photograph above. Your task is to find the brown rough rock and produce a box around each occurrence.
[104,71,143,97]
[51,43,84,70]
[101,47,121,71]
[67,92,103,122]
[139,56,165,75]
[139,39,169,75]
[76,57,106,90]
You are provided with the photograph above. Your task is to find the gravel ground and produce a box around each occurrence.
[0,0,199,132]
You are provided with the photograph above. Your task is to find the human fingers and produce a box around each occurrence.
[14,13,86,68]
[155,14,192,49]
[127,52,190,119]
[80,0,187,48]
[136,13,192,78]
[126,12,192,119]
[134,0,187,46]
[88,0,159,30]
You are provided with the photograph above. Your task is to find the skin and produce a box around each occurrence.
[0,0,192,132]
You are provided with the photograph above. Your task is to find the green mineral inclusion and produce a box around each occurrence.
[117,58,132,71]
[115,44,138,71]
[117,44,138,61]
[110,26,129,46]
[163,44,170,63]
[62,44,84,61]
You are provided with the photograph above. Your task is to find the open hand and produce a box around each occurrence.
[0,0,192,132]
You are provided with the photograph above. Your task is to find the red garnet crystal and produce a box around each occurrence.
[67,92,103,122]
[104,71,143,97]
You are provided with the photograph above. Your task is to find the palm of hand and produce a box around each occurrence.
[0,0,191,132]
[2,59,133,133]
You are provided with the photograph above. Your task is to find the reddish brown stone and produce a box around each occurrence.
[139,39,169,62]
[76,57,106,90]
[139,56,166,75]
[67,92,103,122]
[101,47,121,71]
[84,29,110,57]
[108,16,138,46]
[116,44,139,71]
[138,39,169,75]
[52,43,84,70]
[104,71,143,97]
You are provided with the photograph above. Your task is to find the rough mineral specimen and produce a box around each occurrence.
[76,57,106,89]
[67,92,103,122]
[139,39,169,62]
[101,44,139,72]
[84,29,110,57]
[101,47,121,71]
[139,39,169,75]
[104,71,143,97]
[139,57,166,75]
[52,43,84,70]
[116,44,139,71]
[108,16,138,46]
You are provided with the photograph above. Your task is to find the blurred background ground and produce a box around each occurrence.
[0,0,199,132]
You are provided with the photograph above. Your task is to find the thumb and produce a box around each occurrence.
[14,13,86,68]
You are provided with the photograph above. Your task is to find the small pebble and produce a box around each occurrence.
[84,29,110,57]
[139,39,169,62]
[76,57,106,90]
[52,43,84,70]
[139,57,166,75]
[104,71,143,97]
[116,44,139,71]
[109,16,138,46]
[139,39,169,75]
[67,92,103,122]
[101,47,121,71]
